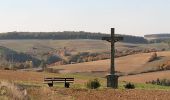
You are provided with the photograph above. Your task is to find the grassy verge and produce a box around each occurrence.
[119,82,170,90]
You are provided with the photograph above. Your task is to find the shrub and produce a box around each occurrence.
[46,55,62,64]
[124,83,135,89]
[148,52,157,62]
[146,78,170,86]
[86,78,101,89]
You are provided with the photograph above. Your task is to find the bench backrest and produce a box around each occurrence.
[44,77,74,83]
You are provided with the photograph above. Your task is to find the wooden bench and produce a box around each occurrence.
[44,77,74,88]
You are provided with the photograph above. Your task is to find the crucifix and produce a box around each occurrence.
[102,28,123,88]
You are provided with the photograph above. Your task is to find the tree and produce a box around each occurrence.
[39,60,47,71]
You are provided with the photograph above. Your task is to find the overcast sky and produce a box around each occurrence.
[0,0,170,36]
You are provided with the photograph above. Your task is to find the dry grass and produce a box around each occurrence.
[0,70,44,83]
[27,87,73,100]
[0,81,28,100]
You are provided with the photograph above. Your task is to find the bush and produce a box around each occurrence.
[146,78,170,86]
[86,78,101,89]
[46,55,62,64]
[124,83,135,89]
[148,52,157,62]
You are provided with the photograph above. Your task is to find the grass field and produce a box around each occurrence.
[0,40,110,53]
[0,39,169,53]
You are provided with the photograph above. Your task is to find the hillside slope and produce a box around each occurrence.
[49,51,170,75]
[0,46,41,68]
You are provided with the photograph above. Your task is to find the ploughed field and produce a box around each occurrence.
[2,51,170,84]
[49,53,150,74]
[29,88,170,100]
[50,51,170,83]
[55,89,170,100]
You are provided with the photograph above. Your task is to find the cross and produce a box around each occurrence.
[102,28,123,88]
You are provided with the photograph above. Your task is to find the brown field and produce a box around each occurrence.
[0,70,90,84]
[120,70,170,83]
[49,53,151,74]
[0,70,44,83]
[50,51,170,74]
[48,51,170,84]
[2,51,170,84]
[27,87,170,100]
[58,89,170,100]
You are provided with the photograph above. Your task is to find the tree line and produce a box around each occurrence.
[0,31,148,43]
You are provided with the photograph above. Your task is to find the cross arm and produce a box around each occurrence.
[102,36,123,42]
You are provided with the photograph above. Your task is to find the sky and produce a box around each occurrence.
[0,0,170,36]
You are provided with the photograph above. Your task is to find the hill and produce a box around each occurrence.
[0,46,41,69]
[144,33,170,43]
[0,39,168,70]
[145,33,170,39]
[48,51,170,77]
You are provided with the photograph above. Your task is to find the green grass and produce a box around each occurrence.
[119,82,170,90]
[40,72,170,90]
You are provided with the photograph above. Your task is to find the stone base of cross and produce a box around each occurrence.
[106,74,119,88]
[102,28,123,88]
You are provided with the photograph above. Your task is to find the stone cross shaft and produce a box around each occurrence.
[102,28,123,88]
[102,28,123,75]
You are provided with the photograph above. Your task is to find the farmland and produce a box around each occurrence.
[49,51,170,75]
[0,39,168,53]
[0,39,168,69]
[1,39,170,99]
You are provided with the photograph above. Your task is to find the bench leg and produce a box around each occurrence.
[65,82,70,88]
[48,83,53,87]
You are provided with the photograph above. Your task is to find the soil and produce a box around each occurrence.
[56,88,170,100]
